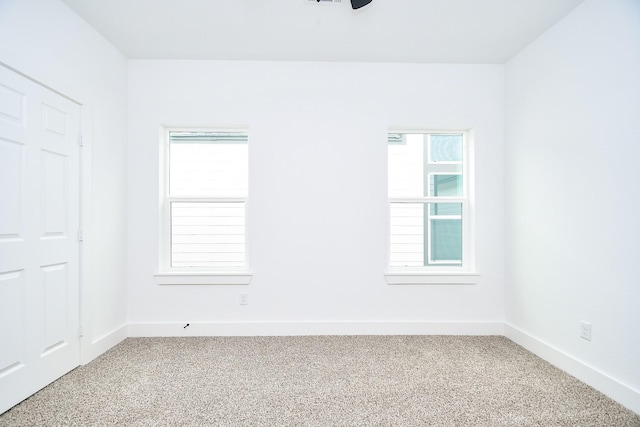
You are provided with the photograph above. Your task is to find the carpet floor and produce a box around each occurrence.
[1,336,638,426]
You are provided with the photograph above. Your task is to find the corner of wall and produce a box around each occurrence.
[505,323,640,415]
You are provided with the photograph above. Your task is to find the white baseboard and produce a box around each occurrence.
[505,323,639,415]
[128,320,504,338]
[80,324,127,364]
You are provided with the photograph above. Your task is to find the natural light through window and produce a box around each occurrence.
[165,130,249,271]
[387,131,473,275]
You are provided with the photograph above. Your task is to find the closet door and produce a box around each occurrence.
[0,65,81,414]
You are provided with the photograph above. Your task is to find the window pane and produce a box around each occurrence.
[428,202,462,265]
[388,134,424,198]
[429,202,462,216]
[430,219,462,265]
[169,131,248,198]
[430,174,462,197]
[430,134,462,163]
[390,202,463,267]
[389,203,424,267]
[171,201,245,268]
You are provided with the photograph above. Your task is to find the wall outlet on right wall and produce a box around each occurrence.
[580,321,592,341]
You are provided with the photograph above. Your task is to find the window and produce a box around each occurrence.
[386,131,476,284]
[155,129,251,285]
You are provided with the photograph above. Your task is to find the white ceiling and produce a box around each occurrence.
[61,0,585,63]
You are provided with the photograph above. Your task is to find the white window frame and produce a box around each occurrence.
[385,129,478,285]
[154,127,252,285]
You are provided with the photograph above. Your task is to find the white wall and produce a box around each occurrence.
[505,0,640,413]
[0,0,129,361]
[127,60,505,335]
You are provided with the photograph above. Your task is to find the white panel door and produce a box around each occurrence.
[0,65,81,413]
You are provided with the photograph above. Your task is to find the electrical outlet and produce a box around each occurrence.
[580,321,592,341]
[240,293,248,305]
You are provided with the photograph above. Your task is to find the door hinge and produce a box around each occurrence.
[78,230,84,242]
[78,134,84,147]
[79,325,84,338]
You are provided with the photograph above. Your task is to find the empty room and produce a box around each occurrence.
[0,0,639,425]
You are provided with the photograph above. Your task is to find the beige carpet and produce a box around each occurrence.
[1,336,638,426]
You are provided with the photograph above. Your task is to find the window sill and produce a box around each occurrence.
[384,271,479,285]
[154,272,253,285]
